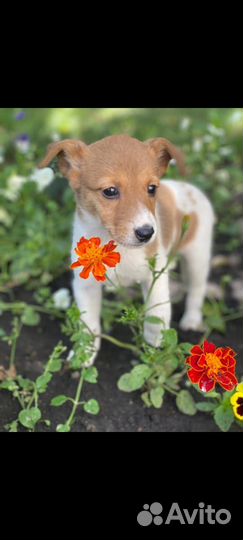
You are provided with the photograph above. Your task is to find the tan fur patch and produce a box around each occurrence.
[156,183,178,249]
[157,183,198,252]
[175,211,199,250]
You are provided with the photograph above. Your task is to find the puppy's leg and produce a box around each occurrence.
[142,267,171,348]
[72,273,102,365]
[179,243,211,331]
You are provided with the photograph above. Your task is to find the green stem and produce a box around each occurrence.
[200,328,212,343]
[163,384,179,396]
[100,333,139,354]
[0,301,64,318]
[145,219,189,306]
[145,255,174,306]
[143,300,170,314]
[9,321,22,369]
[16,393,25,409]
[223,311,243,322]
[34,387,38,408]
[66,369,85,428]
[26,385,37,410]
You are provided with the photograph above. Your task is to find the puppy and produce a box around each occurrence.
[39,135,215,362]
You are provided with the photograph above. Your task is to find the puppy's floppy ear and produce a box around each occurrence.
[38,139,89,189]
[145,138,187,177]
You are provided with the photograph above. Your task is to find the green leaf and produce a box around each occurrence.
[84,399,100,415]
[56,423,71,432]
[117,373,134,392]
[5,420,18,432]
[84,366,98,384]
[204,391,221,399]
[196,402,217,412]
[118,364,153,392]
[166,372,183,390]
[51,395,69,407]
[214,405,234,432]
[144,316,162,325]
[18,407,42,429]
[206,315,226,333]
[0,380,19,391]
[141,391,151,407]
[17,376,33,391]
[36,373,52,393]
[150,387,165,408]
[158,373,166,384]
[176,390,197,415]
[21,308,40,326]
[47,358,62,373]
[163,329,178,348]
[163,355,179,376]
[179,342,194,354]
[203,301,226,333]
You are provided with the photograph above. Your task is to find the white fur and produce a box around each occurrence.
[72,180,215,363]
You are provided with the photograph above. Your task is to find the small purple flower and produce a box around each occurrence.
[15,133,30,153]
[15,111,26,121]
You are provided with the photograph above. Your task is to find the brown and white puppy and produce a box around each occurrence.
[39,135,215,363]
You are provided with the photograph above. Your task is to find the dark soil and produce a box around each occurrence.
[0,273,242,432]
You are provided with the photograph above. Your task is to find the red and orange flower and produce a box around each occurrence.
[186,341,238,392]
[71,237,121,282]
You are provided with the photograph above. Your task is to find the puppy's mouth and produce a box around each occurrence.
[114,235,157,249]
[118,241,146,249]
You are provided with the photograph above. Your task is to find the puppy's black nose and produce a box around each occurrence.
[135,225,154,242]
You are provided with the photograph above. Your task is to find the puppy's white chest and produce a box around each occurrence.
[106,246,150,286]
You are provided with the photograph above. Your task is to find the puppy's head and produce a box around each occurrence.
[39,135,185,248]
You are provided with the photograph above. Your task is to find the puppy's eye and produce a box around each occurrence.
[103,187,119,199]
[148,185,157,196]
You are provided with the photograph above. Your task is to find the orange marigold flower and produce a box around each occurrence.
[186,341,238,392]
[71,237,121,282]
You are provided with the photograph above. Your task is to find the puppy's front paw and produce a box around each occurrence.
[83,335,101,366]
[179,312,205,332]
[143,325,162,348]
[67,336,101,368]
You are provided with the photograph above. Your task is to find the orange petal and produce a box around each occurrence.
[80,264,93,279]
[77,237,89,248]
[71,260,81,269]
[95,274,107,282]
[93,261,107,278]
[77,257,94,266]
[102,252,121,267]
[90,237,101,247]
[102,240,117,253]
[75,246,89,257]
